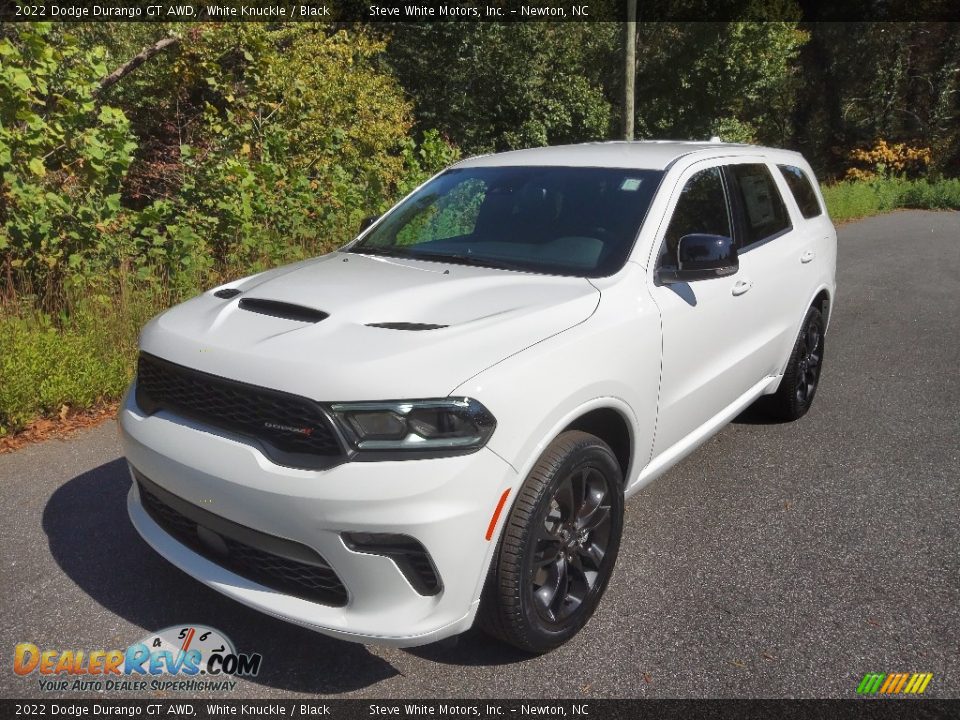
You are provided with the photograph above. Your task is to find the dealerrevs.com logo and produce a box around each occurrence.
[14,625,262,693]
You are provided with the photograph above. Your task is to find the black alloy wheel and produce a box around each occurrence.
[766,305,826,421]
[530,465,614,624]
[479,431,624,653]
[795,314,824,407]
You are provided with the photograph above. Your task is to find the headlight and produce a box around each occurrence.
[330,398,496,455]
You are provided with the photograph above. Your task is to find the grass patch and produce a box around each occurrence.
[822,177,960,223]
[0,289,168,436]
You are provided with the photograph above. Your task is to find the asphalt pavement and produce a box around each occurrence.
[1,210,958,699]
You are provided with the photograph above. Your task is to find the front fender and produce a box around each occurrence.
[452,276,662,504]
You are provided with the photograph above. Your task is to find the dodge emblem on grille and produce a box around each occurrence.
[263,421,314,436]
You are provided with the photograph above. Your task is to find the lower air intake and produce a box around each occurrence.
[135,470,348,607]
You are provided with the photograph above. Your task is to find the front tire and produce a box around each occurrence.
[766,306,826,421]
[479,431,624,653]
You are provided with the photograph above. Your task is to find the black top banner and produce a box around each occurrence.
[1,0,959,22]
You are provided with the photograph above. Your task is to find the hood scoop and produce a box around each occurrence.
[367,322,448,331]
[238,298,328,323]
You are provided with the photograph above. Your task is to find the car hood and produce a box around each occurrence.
[139,252,600,401]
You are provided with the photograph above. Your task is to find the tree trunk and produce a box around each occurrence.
[624,1,637,140]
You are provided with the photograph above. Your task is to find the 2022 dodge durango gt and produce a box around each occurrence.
[120,141,837,653]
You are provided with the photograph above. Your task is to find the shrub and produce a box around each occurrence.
[896,177,960,209]
[123,24,460,287]
[844,139,932,181]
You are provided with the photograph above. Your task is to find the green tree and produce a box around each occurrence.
[1,23,460,307]
[139,23,456,282]
[794,23,960,178]
[632,22,808,145]
[385,23,614,154]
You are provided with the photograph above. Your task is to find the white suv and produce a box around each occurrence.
[121,141,836,653]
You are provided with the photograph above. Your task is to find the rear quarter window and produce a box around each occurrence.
[778,164,823,219]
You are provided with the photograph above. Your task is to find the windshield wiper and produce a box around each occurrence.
[399,250,527,272]
[349,246,401,258]
[351,246,527,272]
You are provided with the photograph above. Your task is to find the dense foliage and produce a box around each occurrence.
[794,23,960,177]
[0,22,458,309]
[631,22,808,145]
[0,25,136,311]
[385,21,960,180]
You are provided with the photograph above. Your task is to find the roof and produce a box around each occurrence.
[453,140,775,171]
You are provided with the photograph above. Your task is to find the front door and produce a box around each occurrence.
[647,162,774,456]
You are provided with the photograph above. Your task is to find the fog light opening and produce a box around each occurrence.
[342,532,442,596]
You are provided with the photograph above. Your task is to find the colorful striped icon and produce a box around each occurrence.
[857,672,933,695]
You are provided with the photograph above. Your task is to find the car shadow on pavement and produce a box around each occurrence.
[732,399,791,425]
[42,458,399,695]
[402,629,533,667]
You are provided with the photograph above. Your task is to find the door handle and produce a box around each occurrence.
[731,279,753,296]
[800,250,816,264]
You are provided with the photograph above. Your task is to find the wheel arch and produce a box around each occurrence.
[562,407,632,484]
[774,283,834,380]
[811,287,832,327]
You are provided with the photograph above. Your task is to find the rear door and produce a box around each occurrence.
[776,161,837,332]
[724,161,812,375]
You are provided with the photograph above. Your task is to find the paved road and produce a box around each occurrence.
[1,211,958,700]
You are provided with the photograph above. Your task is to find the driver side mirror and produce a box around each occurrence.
[358,215,380,234]
[660,233,738,283]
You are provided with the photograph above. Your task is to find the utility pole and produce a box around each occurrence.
[624,0,636,140]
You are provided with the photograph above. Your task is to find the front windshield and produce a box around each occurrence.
[348,166,664,277]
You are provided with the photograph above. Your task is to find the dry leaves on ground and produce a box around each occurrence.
[0,402,119,454]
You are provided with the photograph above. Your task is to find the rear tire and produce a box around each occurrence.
[766,306,825,421]
[478,431,624,653]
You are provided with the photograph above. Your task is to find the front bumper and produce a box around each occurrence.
[119,386,517,647]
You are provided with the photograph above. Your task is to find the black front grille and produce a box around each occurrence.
[135,471,348,607]
[135,352,343,470]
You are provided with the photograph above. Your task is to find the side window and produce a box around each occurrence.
[658,167,731,269]
[728,164,791,247]
[778,164,823,219]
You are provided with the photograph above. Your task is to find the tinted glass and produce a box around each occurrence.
[728,164,791,247]
[658,167,731,269]
[778,164,822,219]
[351,166,663,277]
